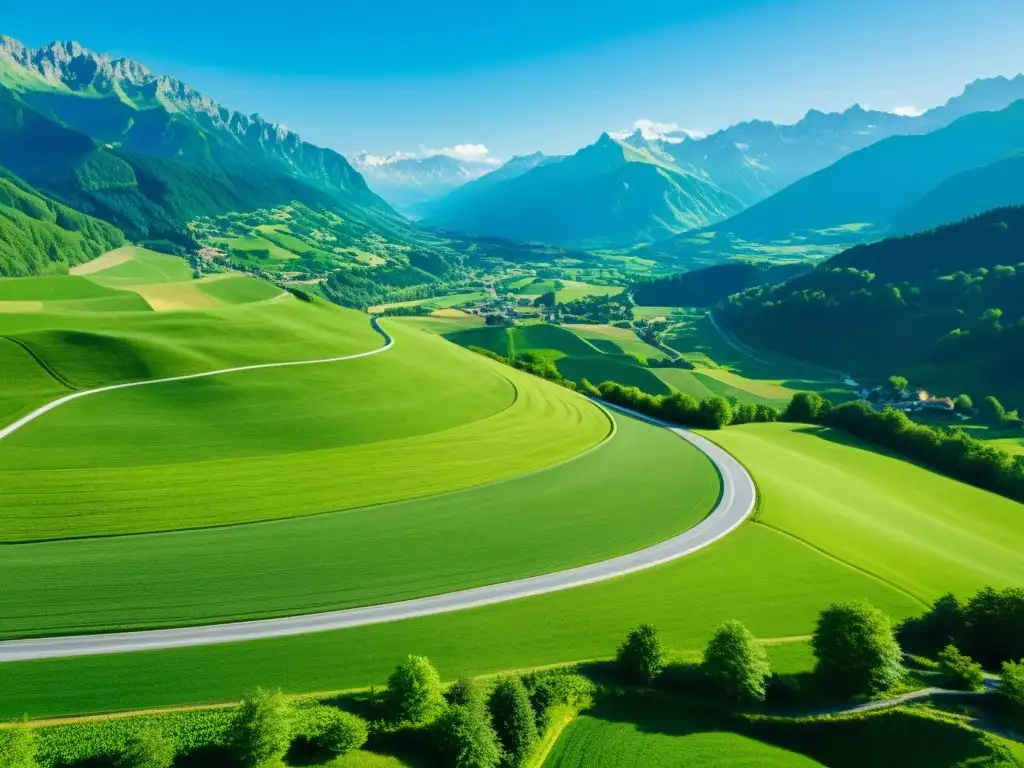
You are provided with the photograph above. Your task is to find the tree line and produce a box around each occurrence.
[782,391,1024,503]
[4,586,1023,768]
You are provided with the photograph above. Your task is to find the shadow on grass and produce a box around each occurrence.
[580,685,1009,768]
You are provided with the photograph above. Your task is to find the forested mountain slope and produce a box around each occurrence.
[632,261,811,307]
[717,207,1024,406]
[0,165,124,276]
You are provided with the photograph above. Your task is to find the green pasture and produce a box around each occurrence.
[84,247,193,287]
[0,275,126,301]
[0,408,718,636]
[509,279,622,302]
[0,324,613,540]
[564,324,668,361]
[709,423,1024,601]
[655,368,792,407]
[194,274,283,304]
[0,521,918,717]
[0,297,382,391]
[543,696,826,768]
[0,336,68,422]
[556,354,672,395]
[226,234,298,261]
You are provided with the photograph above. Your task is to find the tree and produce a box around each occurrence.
[0,720,37,768]
[999,660,1024,711]
[888,375,909,394]
[230,688,294,768]
[783,392,825,423]
[979,395,1007,425]
[437,678,501,768]
[703,620,772,702]
[488,677,539,767]
[953,394,974,414]
[388,655,446,724]
[897,593,967,657]
[962,586,1024,668]
[698,396,733,429]
[811,601,904,698]
[302,707,368,757]
[533,292,556,309]
[118,729,175,768]
[616,624,665,683]
[936,645,984,691]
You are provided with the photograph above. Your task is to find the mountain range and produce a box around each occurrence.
[0,34,468,283]
[419,75,1024,250]
[350,152,497,210]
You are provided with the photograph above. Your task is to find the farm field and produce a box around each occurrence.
[510,279,623,302]
[0,399,721,636]
[709,423,1024,600]
[564,323,669,361]
[368,290,490,313]
[5,411,1022,716]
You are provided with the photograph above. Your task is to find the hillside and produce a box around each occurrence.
[418,151,561,218]
[632,261,811,307]
[0,165,124,276]
[716,206,1024,407]
[703,99,1024,242]
[891,151,1024,234]
[424,133,745,248]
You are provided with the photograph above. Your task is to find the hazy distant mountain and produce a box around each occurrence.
[702,99,1024,241]
[423,134,744,248]
[640,74,1024,208]
[350,152,496,209]
[890,151,1024,235]
[418,152,561,218]
[419,74,1024,251]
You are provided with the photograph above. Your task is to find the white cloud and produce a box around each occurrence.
[889,105,924,117]
[355,151,416,167]
[425,143,501,165]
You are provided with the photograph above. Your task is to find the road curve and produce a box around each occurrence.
[0,316,393,443]
[0,333,756,662]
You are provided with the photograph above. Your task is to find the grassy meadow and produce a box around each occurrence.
[0,409,718,636]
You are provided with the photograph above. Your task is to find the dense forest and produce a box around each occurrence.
[631,261,811,307]
[0,167,124,276]
[717,207,1024,407]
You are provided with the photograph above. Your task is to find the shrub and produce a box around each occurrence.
[436,679,501,768]
[520,669,595,726]
[229,688,294,768]
[616,624,666,684]
[998,660,1024,711]
[117,729,175,768]
[488,677,539,767]
[698,396,733,429]
[812,601,904,698]
[703,620,772,702]
[301,707,368,756]
[936,645,985,691]
[783,391,825,422]
[388,655,446,724]
[0,720,37,768]
[953,394,974,413]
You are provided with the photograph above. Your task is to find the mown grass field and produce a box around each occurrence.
[0,520,919,717]
[709,423,1024,600]
[0,407,718,636]
[0,321,619,541]
[564,324,668,361]
[543,696,826,768]
[6,411,1022,716]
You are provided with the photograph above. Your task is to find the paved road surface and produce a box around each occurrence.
[0,325,756,662]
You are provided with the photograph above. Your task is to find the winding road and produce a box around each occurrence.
[0,320,756,662]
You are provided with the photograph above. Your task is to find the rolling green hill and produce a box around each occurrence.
[424,133,745,248]
[717,206,1024,407]
[706,99,1024,242]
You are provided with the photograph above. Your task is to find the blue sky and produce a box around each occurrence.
[4,0,1023,162]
